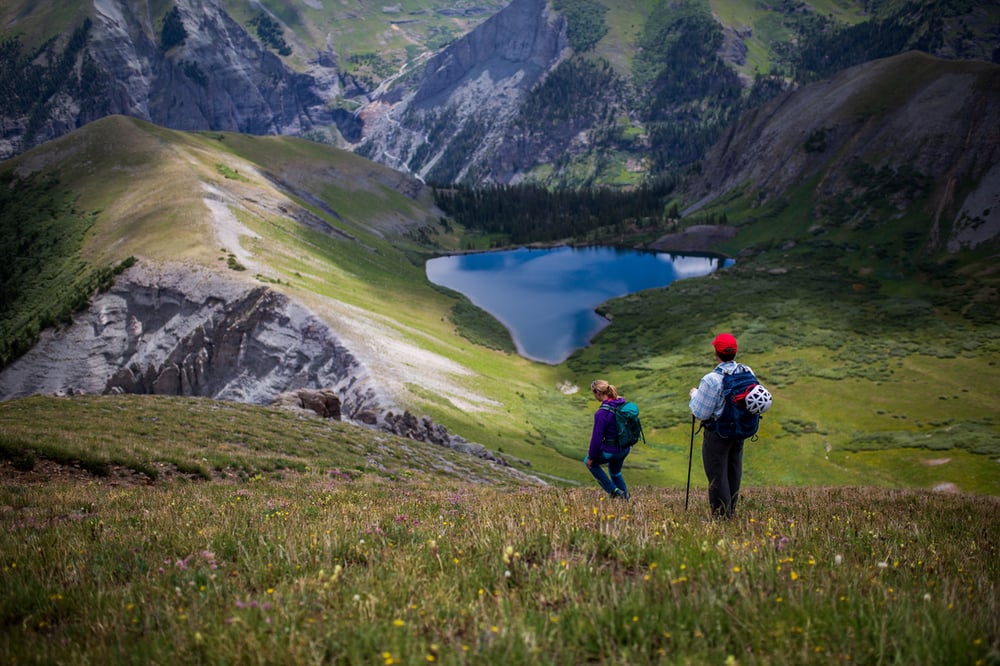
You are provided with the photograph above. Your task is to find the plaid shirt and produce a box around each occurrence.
[689,361,752,421]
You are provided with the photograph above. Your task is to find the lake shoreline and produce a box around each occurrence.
[426,247,731,364]
[425,225,737,261]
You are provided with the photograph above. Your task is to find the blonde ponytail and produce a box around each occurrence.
[590,379,619,399]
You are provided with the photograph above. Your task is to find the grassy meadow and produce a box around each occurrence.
[1,429,997,664]
[1,4,998,663]
[1,396,998,663]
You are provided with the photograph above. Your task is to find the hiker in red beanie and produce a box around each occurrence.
[688,333,755,519]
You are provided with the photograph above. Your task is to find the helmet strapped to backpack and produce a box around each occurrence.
[703,367,771,440]
[744,384,772,415]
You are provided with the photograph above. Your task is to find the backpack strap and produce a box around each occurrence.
[715,362,753,377]
[598,403,620,445]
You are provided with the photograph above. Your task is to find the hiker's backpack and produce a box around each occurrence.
[705,368,770,440]
[600,401,646,447]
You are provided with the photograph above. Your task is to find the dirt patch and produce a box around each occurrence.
[0,459,205,487]
[646,224,737,253]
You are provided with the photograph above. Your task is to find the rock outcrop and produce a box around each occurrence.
[141,1,333,136]
[272,388,342,420]
[647,225,738,253]
[0,264,502,468]
[379,409,521,468]
[0,264,375,410]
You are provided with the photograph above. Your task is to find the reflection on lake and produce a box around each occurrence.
[426,246,732,364]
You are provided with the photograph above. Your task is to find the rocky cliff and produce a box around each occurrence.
[0,263,515,469]
[683,52,1000,252]
[356,0,568,183]
[0,0,345,159]
[411,0,566,107]
[0,264,375,409]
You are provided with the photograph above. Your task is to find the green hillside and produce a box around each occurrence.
[1,114,998,496]
[0,116,573,484]
[0,394,532,485]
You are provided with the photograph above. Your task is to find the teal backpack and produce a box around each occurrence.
[600,401,646,447]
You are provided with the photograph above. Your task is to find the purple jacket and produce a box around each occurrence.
[589,397,627,459]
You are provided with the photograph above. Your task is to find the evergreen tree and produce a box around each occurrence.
[161,7,187,51]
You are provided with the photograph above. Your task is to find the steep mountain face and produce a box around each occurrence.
[411,0,565,107]
[132,1,335,135]
[684,52,1000,252]
[0,0,345,159]
[355,0,569,183]
[334,0,1000,186]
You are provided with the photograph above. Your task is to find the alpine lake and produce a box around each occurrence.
[426,246,733,364]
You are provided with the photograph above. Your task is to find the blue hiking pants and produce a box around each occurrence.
[587,448,630,496]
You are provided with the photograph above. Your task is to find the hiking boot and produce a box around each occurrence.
[611,488,629,500]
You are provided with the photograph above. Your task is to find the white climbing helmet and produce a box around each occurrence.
[744,384,772,414]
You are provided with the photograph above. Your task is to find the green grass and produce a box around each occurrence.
[594,0,648,74]
[708,0,869,76]
[0,454,996,664]
[218,0,508,80]
[0,395,531,486]
[215,163,249,182]
[0,0,91,46]
[561,238,1000,495]
[0,172,98,365]
[447,296,517,354]
[0,53,998,662]
[0,171,138,367]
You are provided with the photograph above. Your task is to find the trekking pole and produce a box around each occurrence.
[685,415,695,511]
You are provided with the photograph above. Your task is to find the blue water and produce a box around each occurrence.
[426,246,732,364]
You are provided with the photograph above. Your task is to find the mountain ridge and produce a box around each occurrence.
[681,51,1000,256]
[0,115,545,478]
[4,0,998,186]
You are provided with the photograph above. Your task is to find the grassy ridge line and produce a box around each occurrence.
[0,394,536,485]
[0,468,996,663]
[0,116,577,485]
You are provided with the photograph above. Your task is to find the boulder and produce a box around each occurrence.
[272,388,342,420]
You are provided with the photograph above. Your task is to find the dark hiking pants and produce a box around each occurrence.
[702,428,744,519]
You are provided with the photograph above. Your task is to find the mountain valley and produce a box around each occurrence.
[0,0,998,494]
